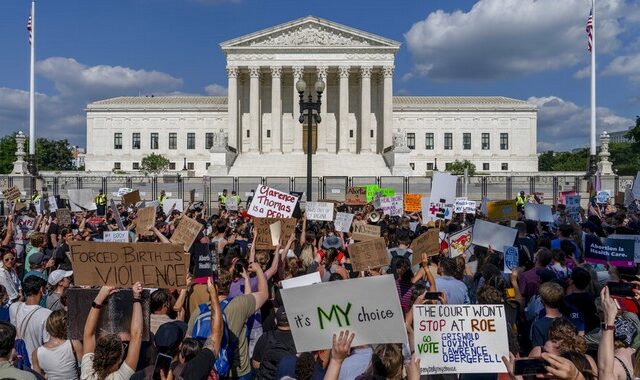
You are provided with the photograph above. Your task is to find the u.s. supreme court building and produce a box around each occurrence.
[85,16,538,177]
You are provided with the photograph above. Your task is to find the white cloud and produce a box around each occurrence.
[603,53,640,82]
[405,0,637,81]
[529,95,634,151]
[204,83,228,96]
[574,66,590,79]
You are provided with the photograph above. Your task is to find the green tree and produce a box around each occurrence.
[446,160,476,175]
[140,153,170,175]
[537,149,589,171]
[625,115,640,143]
[0,134,18,174]
[0,134,74,174]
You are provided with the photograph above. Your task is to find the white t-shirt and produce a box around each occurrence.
[80,353,135,380]
[9,303,52,363]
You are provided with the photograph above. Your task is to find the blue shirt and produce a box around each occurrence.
[339,346,373,380]
[435,276,470,305]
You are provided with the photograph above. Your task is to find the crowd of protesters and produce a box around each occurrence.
[0,187,638,380]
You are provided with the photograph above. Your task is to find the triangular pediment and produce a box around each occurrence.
[220,16,401,50]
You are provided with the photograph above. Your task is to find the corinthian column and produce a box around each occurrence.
[226,66,238,150]
[360,66,372,153]
[271,66,282,153]
[316,66,328,153]
[249,66,260,153]
[292,66,304,153]
[382,65,394,150]
[338,66,350,153]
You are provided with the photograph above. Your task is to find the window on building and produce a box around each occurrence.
[267,130,271,138]
[205,133,213,149]
[444,133,452,150]
[463,133,471,150]
[502,163,509,171]
[482,133,490,150]
[114,162,121,170]
[483,163,490,171]
[150,133,159,150]
[407,133,415,149]
[246,129,250,138]
[132,133,140,149]
[426,163,434,170]
[349,130,354,138]
[370,130,374,138]
[425,133,434,150]
[187,162,194,170]
[500,133,509,150]
[409,163,415,170]
[169,162,176,170]
[132,162,139,170]
[114,133,122,150]
[169,133,177,149]
[206,163,211,169]
[187,133,195,149]
[445,162,452,171]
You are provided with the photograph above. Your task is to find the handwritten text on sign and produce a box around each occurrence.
[413,304,508,375]
[348,237,389,272]
[69,242,190,288]
[248,184,298,218]
[305,202,334,221]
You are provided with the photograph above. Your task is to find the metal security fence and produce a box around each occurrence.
[0,174,634,215]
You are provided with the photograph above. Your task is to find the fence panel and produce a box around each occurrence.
[265,177,290,194]
[351,177,377,187]
[323,177,348,201]
[407,177,431,195]
[293,177,321,201]
[379,176,404,195]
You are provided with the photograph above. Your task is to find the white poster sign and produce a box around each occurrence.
[162,199,183,215]
[380,196,403,216]
[47,195,58,213]
[33,198,42,215]
[68,189,96,212]
[281,272,322,290]
[281,275,407,352]
[305,202,334,221]
[226,197,238,211]
[248,184,298,218]
[103,231,129,243]
[472,219,517,252]
[334,212,354,233]
[430,172,458,205]
[596,190,611,204]
[524,203,554,223]
[413,304,509,375]
[454,198,476,214]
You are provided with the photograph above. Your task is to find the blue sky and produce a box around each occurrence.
[1,0,639,151]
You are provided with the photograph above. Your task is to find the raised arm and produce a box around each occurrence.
[151,226,171,244]
[1,216,13,247]
[323,330,355,380]
[173,274,192,321]
[125,282,143,370]
[249,231,257,264]
[598,286,617,379]
[207,277,223,356]
[300,216,307,246]
[264,242,281,280]
[83,286,116,354]
[248,262,268,312]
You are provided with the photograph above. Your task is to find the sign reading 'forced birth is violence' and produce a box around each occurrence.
[69,242,190,288]
[248,184,298,218]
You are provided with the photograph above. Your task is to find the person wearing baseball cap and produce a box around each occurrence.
[47,270,73,311]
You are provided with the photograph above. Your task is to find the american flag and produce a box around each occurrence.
[586,8,593,52]
[27,15,32,45]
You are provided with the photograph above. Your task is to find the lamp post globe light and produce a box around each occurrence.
[297,77,325,202]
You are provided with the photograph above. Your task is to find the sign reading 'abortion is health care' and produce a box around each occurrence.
[413,304,508,375]
[248,184,298,218]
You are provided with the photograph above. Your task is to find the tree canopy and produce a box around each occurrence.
[140,153,170,175]
[446,160,476,175]
[0,134,74,174]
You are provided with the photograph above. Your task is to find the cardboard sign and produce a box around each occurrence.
[2,186,21,201]
[524,203,554,223]
[281,272,322,290]
[57,208,72,227]
[404,194,422,212]
[281,275,407,352]
[430,172,458,205]
[68,189,96,212]
[352,223,381,241]
[162,198,183,215]
[584,235,635,267]
[411,229,440,265]
[136,206,156,236]
[380,196,403,216]
[170,216,203,252]
[566,195,581,222]
[503,245,519,274]
[448,227,473,258]
[596,190,611,204]
[269,221,282,246]
[69,241,190,287]
[472,220,517,252]
[346,187,367,205]
[253,218,297,250]
[334,212,354,233]
[110,200,126,231]
[487,200,517,222]
[226,196,238,211]
[103,231,129,243]
[248,184,298,218]
[122,190,140,206]
[305,202,334,221]
[413,305,509,375]
[348,237,389,271]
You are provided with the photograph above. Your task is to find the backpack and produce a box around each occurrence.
[256,331,296,380]
[191,299,235,377]
[15,304,42,370]
[387,249,412,278]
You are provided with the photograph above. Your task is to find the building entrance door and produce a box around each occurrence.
[302,114,317,154]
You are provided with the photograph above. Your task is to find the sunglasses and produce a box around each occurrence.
[3,257,15,262]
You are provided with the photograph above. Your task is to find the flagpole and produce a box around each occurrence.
[29,0,36,160]
[590,0,596,166]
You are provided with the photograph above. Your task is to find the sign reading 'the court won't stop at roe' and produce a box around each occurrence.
[248,184,299,218]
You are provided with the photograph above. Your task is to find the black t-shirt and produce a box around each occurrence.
[566,292,599,333]
[47,222,59,250]
[54,242,72,270]
[182,348,216,380]
[252,329,297,379]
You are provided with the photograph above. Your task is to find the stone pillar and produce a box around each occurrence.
[11,131,28,175]
[598,131,613,175]
[226,66,238,150]
[316,66,328,153]
[270,66,282,153]
[338,66,350,153]
[382,65,394,150]
[360,66,372,153]
[292,66,304,153]
[249,66,260,153]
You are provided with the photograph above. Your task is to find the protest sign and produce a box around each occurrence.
[413,304,509,375]
[404,194,422,212]
[16,215,35,234]
[486,200,517,222]
[122,190,140,206]
[448,227,473,258]
[566,195,581,222]
[334,212,354,233]
[226,196,238,211]
[352,223,381,241]
[114,188,134,197]
[559,191,577,205]
[162,198,183,215]
[68,189,96,212]
[269,221,282,246]
[281,272,322,290]
[380,196,403,216]
[69,241,190,288]
[480,197,489,216]
[430,172,458,205]
[110,200,126,231]
[625,185,635,207]
[584,235,635,268]
[634,171,640,199]
[281,275,407,352]
[33,198,43,215]
[472,220,517,252]
[57,208,72,227]
[248,184,298,218]
[170,216,203,252]
[103,231,129,243]
[253,218,297,250]
[524,203,554,223]
[453,198,477,214]
[47,195,58,213]
[348,237,389,271]
[2,186,21,201]
[503,246,519,274]
[379,188,396,197]
[425,199,453,221]
[135,206,156,236]
[346,187,367,205]
[365,185,379,202]
[305,202,334,221]
[411,229,439,265]
[596,190,611,204]
[610,234,640,263]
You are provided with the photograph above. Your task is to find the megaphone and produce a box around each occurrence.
[368,211,381,223]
